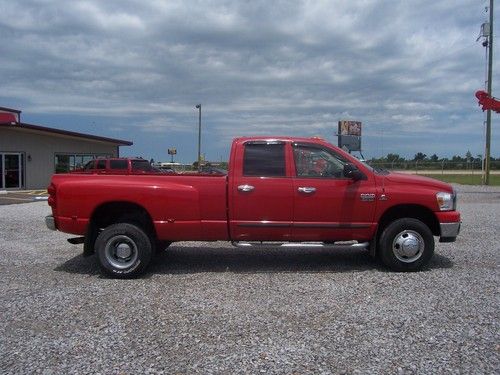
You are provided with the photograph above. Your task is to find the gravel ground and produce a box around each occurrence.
[0,184,499,374]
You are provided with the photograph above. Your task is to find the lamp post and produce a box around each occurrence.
[484,0,494,185]
[195,104,201,172]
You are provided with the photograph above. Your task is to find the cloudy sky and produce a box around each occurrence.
[1,0,498,163]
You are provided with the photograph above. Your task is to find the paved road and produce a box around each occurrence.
[0,190,48,205]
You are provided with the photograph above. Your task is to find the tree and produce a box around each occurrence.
[429,154,439,162]
[413,152,427,161]
[386,153,401,162]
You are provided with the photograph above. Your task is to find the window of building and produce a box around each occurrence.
[83,160,94,171]
[54,154,109,173]
[243,142,286,177]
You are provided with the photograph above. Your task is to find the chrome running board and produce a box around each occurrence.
[231,241,369,249]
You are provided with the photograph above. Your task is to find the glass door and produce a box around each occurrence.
[1,153,23,189]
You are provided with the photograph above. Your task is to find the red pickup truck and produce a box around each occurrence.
[73,157,164,174]
[46,136,460,278]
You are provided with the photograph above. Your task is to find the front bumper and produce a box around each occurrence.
[45,215,57,231]
[439,222,461,243]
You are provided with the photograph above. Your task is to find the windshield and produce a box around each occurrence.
[131,160,156,172]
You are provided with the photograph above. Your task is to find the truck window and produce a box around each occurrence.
[96,160,106,170]
[293,144,347,178]
[243,142,286,177]
[109,159,128,170]
[131,160,154,172]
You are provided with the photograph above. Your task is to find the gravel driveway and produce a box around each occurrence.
[0,185,499,374]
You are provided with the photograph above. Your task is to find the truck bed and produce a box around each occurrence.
[50,173,229,241]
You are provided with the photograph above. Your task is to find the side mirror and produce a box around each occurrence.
[343,163,366,181]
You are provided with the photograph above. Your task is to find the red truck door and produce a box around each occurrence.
[291,143,376,242]
[229,141,294,241]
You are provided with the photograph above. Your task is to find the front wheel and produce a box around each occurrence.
[95,223,153,278]
[378,218,434,272]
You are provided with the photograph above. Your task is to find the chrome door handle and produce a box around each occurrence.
[298,187,316,194]
[238,184,255,192]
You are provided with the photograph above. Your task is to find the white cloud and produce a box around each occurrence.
[139,117,194,134]
[0,0,497,160]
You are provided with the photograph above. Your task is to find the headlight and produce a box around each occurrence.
[436,191,456,211]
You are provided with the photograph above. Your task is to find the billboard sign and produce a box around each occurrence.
[338,121,362,151]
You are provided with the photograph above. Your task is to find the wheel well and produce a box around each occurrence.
[377,205,440,238]
[85,202,157,254]
[92,201,155,232]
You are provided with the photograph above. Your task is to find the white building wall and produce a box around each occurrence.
[0,126,121,189]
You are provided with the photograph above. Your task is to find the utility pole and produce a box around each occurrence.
[484,0,494,185]
[195,104,202,172]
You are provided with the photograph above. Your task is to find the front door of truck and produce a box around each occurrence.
[229,141,293,241]
[291,143,376,242]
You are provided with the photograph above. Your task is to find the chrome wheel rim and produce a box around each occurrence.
[104,235,138,269]
[392,230,424,263]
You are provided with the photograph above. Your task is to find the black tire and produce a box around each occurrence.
[378,218,434,272]
[95,223,153,278]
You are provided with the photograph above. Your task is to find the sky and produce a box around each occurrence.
[1,0,499,163]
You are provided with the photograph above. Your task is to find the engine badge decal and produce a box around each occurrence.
[360,193,375,202]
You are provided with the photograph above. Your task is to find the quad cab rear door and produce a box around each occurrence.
[228,140,294,241]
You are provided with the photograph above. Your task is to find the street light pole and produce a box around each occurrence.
[485,0,494,185]
[195,104,201,172]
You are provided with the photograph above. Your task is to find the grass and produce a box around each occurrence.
[419,173,500,186]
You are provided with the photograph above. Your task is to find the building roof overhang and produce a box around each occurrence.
[0,121,132,146]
